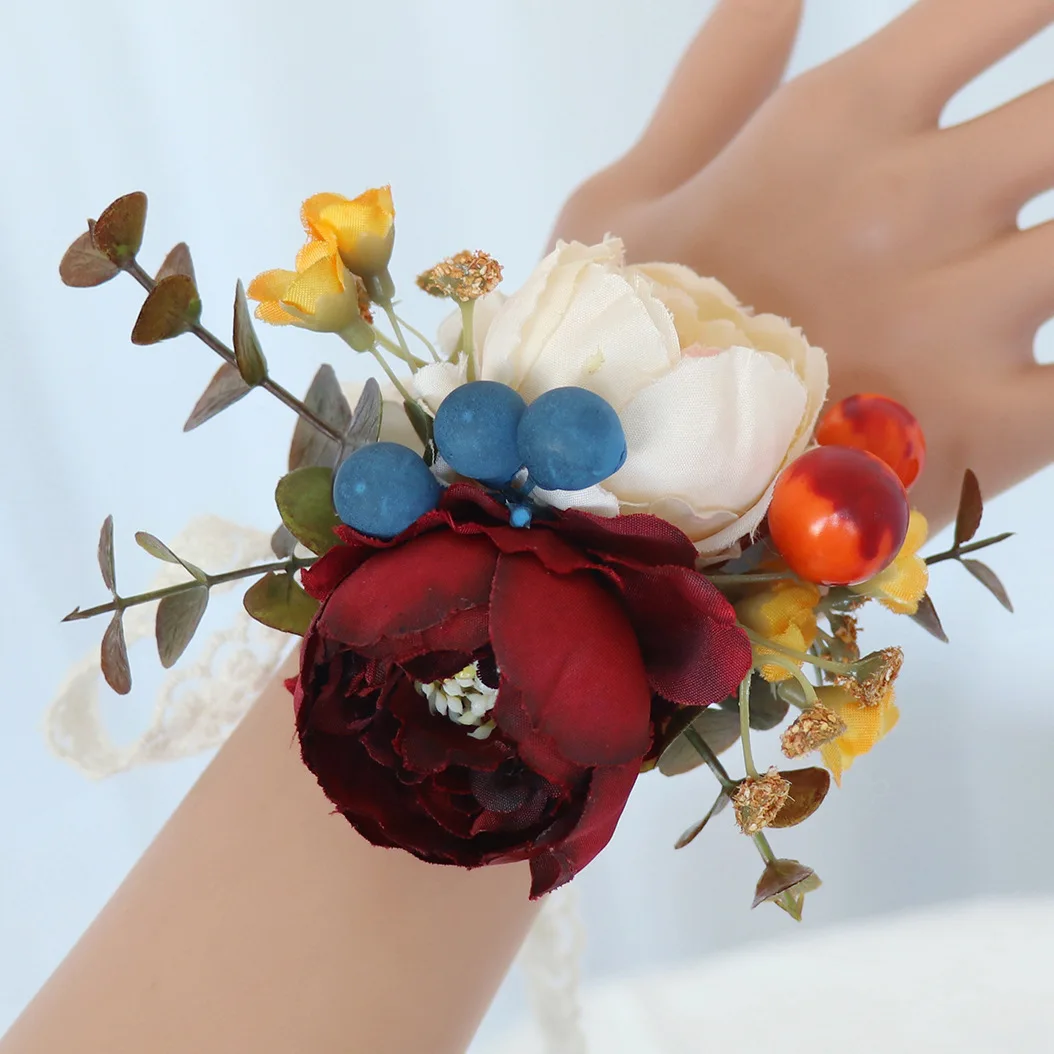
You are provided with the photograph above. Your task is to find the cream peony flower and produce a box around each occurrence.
[413,239,827,555]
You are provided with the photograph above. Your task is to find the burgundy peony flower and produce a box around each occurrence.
[292,484,751,898]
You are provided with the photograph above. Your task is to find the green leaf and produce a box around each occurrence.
[909,592,949,643]
[404,400,436,465]
[288,365,352,471]
[769,767,830,829]
[134,532,208,583]
[243,572,319,636]
[131,274,202,345]
[156,242,196,283]
[658,706,742,777]
[720,674,788,731]
[675,789,731,849]
[962,559,1013,612]
[342,377,383,457]
[954,469,983,548]
[59,229,120,287]
[275,466,342,555]
[752,858,818,910]
[183,363,253,432]
[156,586,209,668]
[233,280,268,386]
[91,191,147,263]
[97,514,116,594]
[101,612,132,695]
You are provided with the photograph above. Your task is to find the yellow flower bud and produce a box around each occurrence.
[852,509,929,614]
[815,683,900,786]
[735,580,821,682]
[300,187,396,292]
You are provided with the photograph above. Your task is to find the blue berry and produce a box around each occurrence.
[434,381,527,485]
[508,504,532,528]
[517,387,627,492]
[333,442,441,539]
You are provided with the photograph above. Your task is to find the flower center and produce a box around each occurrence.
[415,662,497,740]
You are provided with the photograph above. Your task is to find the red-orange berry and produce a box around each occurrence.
[815,393,926,490]
[767,446,910,586]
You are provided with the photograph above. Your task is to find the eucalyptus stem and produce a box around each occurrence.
[122,259,344,445]
[742,627,853,675]
[683,728,738,793]
[64,555,315,622]
[738,677,759,779]
[706,571,798,586]
[394,313,441,363]
[925,532,1014,566]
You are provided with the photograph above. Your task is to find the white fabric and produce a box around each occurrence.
[3,0,1054,1049]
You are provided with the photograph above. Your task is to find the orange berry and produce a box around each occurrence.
[767,447,910,586]
[815,393,926,490]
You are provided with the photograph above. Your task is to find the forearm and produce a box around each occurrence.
[1,660,537,1054]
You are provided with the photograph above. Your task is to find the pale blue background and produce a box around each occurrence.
[2,0,1053,1047]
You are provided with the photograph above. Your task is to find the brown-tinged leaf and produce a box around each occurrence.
[404,400,436,464]
[156,242,196,283]
[134,532,208,582]
[131,274,202,345]
[752,858,817,910]
[59,230,120,287]
[62,606,84,623]
[675,789,731,849]
[769,767,831,829]
[243,572,319,636]
[183,363,253,432]
[156,586,209,668]
[233,280,268,386]
[342,377,383,458]
[288,365,352,471]
[720,674,789,731]
[97,515,116,594]
[658,706,742,777]
[91,191,147,264]
[962,559,1014,612]
[954,469,983,548]
[275,466,343,555]
[909,592,950,643]
[101,612,132,695]
[270,524,297,559]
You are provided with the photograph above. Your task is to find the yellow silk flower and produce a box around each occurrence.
[816,684,900,786]
[301,187,395,280]
[853,510,929,614]
[735,581,821,682]
[247,240,367,334]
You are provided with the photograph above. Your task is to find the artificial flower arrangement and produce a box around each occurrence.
[59,188,1012,918]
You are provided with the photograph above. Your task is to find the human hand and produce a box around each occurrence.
[553,0,1054,530]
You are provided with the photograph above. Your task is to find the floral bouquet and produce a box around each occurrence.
[60,188,1012,917]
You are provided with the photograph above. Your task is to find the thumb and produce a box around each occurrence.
[623,0,804,195]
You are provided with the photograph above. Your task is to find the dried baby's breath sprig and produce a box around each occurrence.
[835,646,903,707]
[417,250,503,302]
[781,703,847,759]
[733,768,790,835]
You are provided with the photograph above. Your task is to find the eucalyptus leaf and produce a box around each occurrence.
[101,612,132,695]
[275,466,342,555]
[91,191,147,263]
[909,592,949,643]
[954,469,983,548]
[720,675,788,731]
[769,768,831,829]
[243,572,319,636]
[270,524,297,559]
[752,858,817,910]
[233,280,268,386]
[156,242,196,283]
[404,400,436,464]
[131,274,202,345]
[675,789,731,849]
[288,365,352,471]
[658,707,742,777]
[183,363,253,432]
[134,532,208,583]
[341,377,383,458]
[59,230,120,287]
[97,514,116,594]
[962,559,1013,612]
[156,586,209,668]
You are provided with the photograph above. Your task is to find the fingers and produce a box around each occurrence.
[851,0,1054,127]
[938,80,1054,220]
[623,0,804,195]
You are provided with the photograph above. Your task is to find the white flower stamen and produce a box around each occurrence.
[415,662,498,740]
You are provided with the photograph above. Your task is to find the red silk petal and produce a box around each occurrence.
[489,554,652,766]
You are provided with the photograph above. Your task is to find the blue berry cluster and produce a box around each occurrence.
[333,381,627,540]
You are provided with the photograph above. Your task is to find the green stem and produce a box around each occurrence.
[760,656,818,709]
[925,532,1014,566]
[122,259,344,445]
[738,676,759,779]
[365,344,416,405]
[372,329,428,368]
[459,300,477,381]
[379,301,419,374]
[743,627,853,675]
[394,313,441,363]
[753,831,777,865]
[64,555,315,622]
[706,571,798,586]
[683,728,738,793]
